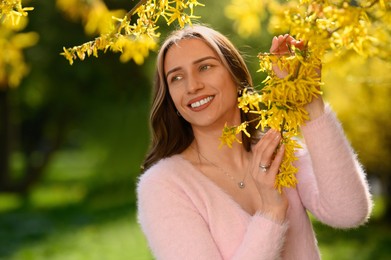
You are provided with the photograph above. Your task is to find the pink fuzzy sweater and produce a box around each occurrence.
[137,106,372,260]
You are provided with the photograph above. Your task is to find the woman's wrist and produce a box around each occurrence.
[305,96,325,121]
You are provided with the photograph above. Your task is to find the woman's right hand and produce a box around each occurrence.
[270,34,325,120]
[270,34,305,79]
[250,129,288,222]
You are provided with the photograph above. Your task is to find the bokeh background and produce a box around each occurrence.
[1,1,390,259]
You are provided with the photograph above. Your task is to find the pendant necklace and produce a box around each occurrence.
[192,145,248,189]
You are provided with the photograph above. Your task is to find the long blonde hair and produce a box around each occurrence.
[142,25,257,170]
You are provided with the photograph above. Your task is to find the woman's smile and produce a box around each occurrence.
[188,95,214,110]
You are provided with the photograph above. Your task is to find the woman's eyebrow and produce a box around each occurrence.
[165,67,181,79]
[193,56,219,65]
[165,56,219,78]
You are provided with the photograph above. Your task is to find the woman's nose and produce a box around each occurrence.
[186,74,204,93]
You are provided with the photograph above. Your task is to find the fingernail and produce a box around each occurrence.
[264,129,272,136]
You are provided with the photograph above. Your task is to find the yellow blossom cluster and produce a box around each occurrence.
[61,0,204,65]
[0,3,38,88]
[235,50,321,192]
[0,0,33,25]
[269,0,391,59]
[259,51,322,191]
[224,0,268,38]
[56,0,126,35]
[222,0,390,192]
[219,122,250,149]
[274,136,302,192]
[0,32,39,88]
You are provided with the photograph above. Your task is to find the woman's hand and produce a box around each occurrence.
[270,34,325,120]
[270,34,305,55]
[250,129,288,223]
[270,34,305,78]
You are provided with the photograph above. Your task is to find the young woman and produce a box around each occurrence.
[137,25,372,259]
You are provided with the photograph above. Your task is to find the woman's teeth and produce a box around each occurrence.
[190,96,213,108]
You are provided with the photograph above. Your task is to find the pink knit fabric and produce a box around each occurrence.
[137,105,372,260]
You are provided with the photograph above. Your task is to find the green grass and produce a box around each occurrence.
[2,212,151,260]
[0,183,153,260]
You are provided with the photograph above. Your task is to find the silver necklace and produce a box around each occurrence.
[192,146,247,189]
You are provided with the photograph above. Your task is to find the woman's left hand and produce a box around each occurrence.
[250,129,289,222]
[270,34,325,121]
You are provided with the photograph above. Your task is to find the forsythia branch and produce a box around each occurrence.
[60,0,204,65]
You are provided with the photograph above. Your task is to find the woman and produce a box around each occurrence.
[137,25,372,259]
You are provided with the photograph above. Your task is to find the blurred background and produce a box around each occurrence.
[0,0,390,259]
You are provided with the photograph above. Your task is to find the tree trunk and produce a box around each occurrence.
[382,174,391,223]
[0,86,10,188]
[0,85,66,194]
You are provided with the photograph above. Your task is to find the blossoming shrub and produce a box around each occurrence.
[223,0,390,191]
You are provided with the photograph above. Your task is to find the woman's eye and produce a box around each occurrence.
[200,64,211,71]
[171,75,183,82]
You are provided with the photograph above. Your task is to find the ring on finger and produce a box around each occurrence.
[259,163,271,172]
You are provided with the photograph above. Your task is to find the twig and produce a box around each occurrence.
[129,0,149,17]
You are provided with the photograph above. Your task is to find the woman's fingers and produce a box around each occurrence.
[250,129,284,187]
[253,129,281,169]
[270,34,308,78]
[270,34,305,55]
[270,35,291,54]
[270,36,280,54]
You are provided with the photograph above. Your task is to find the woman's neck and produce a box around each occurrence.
[189,127,250,170]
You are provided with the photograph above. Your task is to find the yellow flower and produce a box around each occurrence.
[238,88,262,113]
[225,0,267,38]
[236,122,250,138]
[61,0,203,64]
[116,35,158,64]
[219,124,241,148]
[0,29,38,87]
[275,137,301,193]
[0,0,33,26]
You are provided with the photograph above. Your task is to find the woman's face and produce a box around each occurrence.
[164,38,240,131]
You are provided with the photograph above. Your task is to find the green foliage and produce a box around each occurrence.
[1,0,152,191]
[314,221,391,260]
[0,98,152,259]
[0,196,152,259]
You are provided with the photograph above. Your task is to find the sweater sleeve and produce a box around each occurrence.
[137,173,288,260]
[296,104,373,228]
[232,212,289,260]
